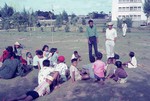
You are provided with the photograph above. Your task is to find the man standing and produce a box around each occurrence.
[122,21,127,37]
[86,20,99,60]
[105,22,117,59]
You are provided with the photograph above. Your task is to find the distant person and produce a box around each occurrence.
[111,61,128,83]
[85,20,99,61]
[71,51,81,61]
[122,21,127,37]
[123,52,137,68]
[42,45,49,58]
[92,52,106,85]
[55,56,69,82]
[105,22,117,59]
[26,52,33,66]
[70,59,90,82]
[82,55,95,79]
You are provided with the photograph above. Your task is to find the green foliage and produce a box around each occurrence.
[78,26,83,33]
[62,10,69,22]
[81,18,86,25]
[64,24,70,32]
[56,14,63,28]
[144,0,150,18]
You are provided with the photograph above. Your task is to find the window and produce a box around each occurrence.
[119,7,122,12]
[123,7,126,11]
[126,7,130,11]
[138,6,141,11]
[138,15,141,20]
[130,7,134,11]
[130,0,134,2]
[134,7,137,11]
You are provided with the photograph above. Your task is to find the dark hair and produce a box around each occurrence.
[37,50,43,55]
[129,52,134,58]
[6,46,13,53]
[114,53,120,59]
[74,51,78,54]
[35,50,40,55]
[26,52,32,58]
[88,20,93,24]
[96,52,103,60]
[115,61,122,68]
[89,55,95,63]
[42,45,49,51]
[50,48,57,53]
[43,60,50,67]
[71,58,78,63]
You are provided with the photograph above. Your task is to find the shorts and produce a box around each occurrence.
[94,74,105,81]
[26,91,39,100]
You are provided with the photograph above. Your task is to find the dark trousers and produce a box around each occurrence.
[88,36,98,59]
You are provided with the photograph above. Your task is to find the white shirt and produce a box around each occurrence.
[122,23,127,29]
[71,54,76,60]
[106,28,117,41]
[33,55,39,66]
[70,65,82,81]
[55,63,68,76]
[38,66,55,84]
[38,57,47,69]
[128,56,137,68]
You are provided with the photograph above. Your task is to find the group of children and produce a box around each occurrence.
[0,41,137,101]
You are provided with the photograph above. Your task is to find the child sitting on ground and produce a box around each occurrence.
[111,61,128,83]
[42,45,49,58]
[37,50,47,70]
[26,52,33,65]
[8,65,59,101]
[55,56,69,82]
[70,58,90,82]
[49,48,59,67]
[71,51,82,61]
[82,55,95,79]
[123,52,137,68]
[92,52,106,85]
[33,50,40,69]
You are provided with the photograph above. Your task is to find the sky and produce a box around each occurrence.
[0,0,112,15]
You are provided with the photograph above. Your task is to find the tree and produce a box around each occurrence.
[55,14,63,29]
[144,0,150,18]
[81,18,86,25]
[62,10,69,22]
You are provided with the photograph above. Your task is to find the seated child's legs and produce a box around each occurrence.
[81,74,90,80]
[26,91,39,100]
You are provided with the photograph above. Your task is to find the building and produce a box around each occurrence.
[112,0,147,27]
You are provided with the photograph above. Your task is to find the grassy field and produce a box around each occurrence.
[0,28,150,101]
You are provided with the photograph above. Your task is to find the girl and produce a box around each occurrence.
[26,52,33,65]
[42,45,49,58]
[49,48,59,67]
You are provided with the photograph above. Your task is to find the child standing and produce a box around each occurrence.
[70,59,90,82]
[26,52,33,65]
[50,48,59,67]
[111,61,128,83]
[42,45,49,58]
[123,52,137,68]
[92,52,106,85]
[55,56,68,82]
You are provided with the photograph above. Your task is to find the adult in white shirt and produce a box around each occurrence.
[122,21,127,37]
[105,22,117,59]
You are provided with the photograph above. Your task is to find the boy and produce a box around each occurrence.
[70,59,90,82]
[37,50,47,70]
[112,61,128,83]
[123,52,137,68]
[82,55,95,79]
[71,51,82,61]
[55,56,69,82]
[8,60,59,101]
[92,52,106,85]
[33,50,40,69]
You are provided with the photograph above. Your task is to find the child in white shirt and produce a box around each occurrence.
[42,45,50,58]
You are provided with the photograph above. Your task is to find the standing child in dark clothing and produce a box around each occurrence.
[111,61,128,83]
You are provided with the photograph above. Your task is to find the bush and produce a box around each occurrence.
[64,25,70,32]
[78,26,83,33]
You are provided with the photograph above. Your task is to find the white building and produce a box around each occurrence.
[112,0,147,27]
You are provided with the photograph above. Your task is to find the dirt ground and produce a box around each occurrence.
[0,29,150,101]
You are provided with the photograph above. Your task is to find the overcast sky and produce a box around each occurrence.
[0,0,112,15]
